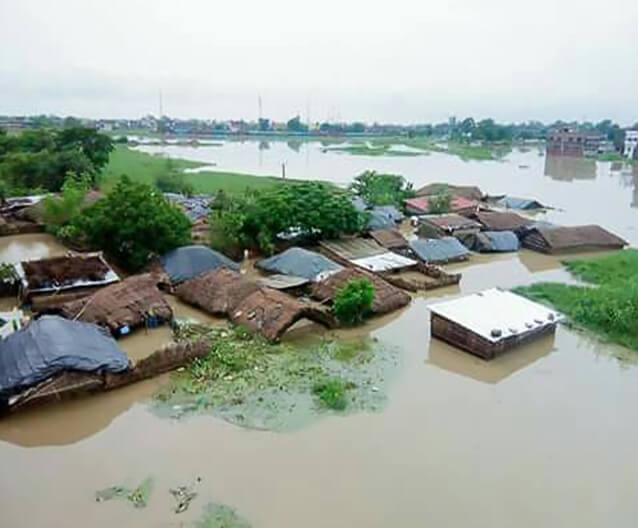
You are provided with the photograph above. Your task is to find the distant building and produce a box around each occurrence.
[546,127,602,157]
[624,130,638,159]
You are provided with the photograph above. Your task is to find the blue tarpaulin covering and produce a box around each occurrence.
[160,245,239,283]
[410,237,470,263]
[0,316,128,397]
[496,196,545,210]
[461,231,520,252]
[366,205,404,230]
[256,247,342,281]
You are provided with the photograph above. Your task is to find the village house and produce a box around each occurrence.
[624,130,638,159]
[546,127,602,157]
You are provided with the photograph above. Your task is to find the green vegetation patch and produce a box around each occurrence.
[333,278,375,325]
[515,250,638,351]
[324,144,425,157]
[95,477,154,509]
[152,325,398,431]
[101,145,297,195]
[191,502,251,528]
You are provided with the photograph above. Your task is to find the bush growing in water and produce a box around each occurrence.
[349,170,414,208]
[312,377,355,410]
[70,176,191,270]
[333,278,375,325]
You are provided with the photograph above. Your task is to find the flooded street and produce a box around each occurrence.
[1,151,638,527]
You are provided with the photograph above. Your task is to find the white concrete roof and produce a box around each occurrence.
[429,288,562,343]
[352,252,417,272]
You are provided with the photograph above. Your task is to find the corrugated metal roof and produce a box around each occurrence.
[320,238,387,261]
[256,247,342,281]
[496,196,546,210]
[351,252,417,272]
[429,289,562,343]
[533,225,627,250]
[421,214,481,230]
[256,274,310,290]
[369,229,408,249]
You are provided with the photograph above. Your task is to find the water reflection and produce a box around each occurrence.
[426,331,556,383]
[544,154,596,181]
[0,233,67,264]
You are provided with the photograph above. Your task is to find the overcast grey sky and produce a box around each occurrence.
[1,0,637,124]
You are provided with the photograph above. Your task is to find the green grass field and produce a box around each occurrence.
[515,250,638,351]
[100,145,292,195]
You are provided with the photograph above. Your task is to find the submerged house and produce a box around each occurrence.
[175,268,336,342]
[409,237,470,264]
[56,274,173,337]
[495,196,547,211]
[159,245,239,284]
[365,205,404,231]
[474,211,533,232]
[429,289,563,360]
[458,231,520,253]
[415,183,483,201]
[368,229,409,250]
[405,195,478,216]
[520,225,627,254]
[255,247,342,282]
[319,237,461,291]
[17,253,119,310]
[311,268,411,315]
[0,316,128,402]
[417,214,482,238]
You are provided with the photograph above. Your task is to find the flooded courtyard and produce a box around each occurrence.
[1,147,638,527]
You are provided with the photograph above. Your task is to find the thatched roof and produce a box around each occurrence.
[57,274,173,333]
[311,268,411,315]
[176,268,335,341]
[175,268,260,315]
[522,225,627,254]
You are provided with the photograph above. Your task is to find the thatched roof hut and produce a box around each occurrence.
[176,268,336,341]
[521,225,627,254]
[311,268,411,315]
[57,274,173,335]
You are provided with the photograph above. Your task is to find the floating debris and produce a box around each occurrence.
[169,479,200,514]
[95,477,154,509]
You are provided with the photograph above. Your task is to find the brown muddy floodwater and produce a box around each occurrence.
[1,154,638,527]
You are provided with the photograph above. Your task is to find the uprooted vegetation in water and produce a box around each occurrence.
[191,502,251,528]
[515,250,638,352]
[152,323,399,431]
[95,477,154,509]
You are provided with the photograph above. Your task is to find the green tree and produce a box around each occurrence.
[333,278,375,325]
[286,115,308,133]
[55,126,113,171]
[70,176,191,270]
[349,170,414,207]
[42,172,90,230]
[427,190,451,213]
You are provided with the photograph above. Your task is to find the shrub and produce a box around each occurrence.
[333,278,375,325]
[155,159,194,196]
[427,190,451,213]
[312,377,354,410]
[42,172,90,230]
[349,170,414,207]
[70,176,191,270]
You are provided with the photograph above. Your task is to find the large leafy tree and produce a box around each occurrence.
[349,170,414,208]
[71,176,191,270]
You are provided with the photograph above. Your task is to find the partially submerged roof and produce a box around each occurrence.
[320,238,416,272]
[405,195,478,215]
[429,289,562,344]
[521,225,627,253]
[496,196,546,210]
[415,183,483,201]
[474,211,533,231]
[175,268,335,341]
[255,247,342,281]
[17,254,119,294]
[410,237,470,264]
[256,274,310,290]
[0,315,128,397]
[312,268,411,315]
[420,214,482,232]
[369,229,409,249]
[159,245,239,283]
[57,274,173,334]
[366,207,400,230]
[459,231,520,253]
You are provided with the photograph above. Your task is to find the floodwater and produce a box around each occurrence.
[138,140,638,245]
[1,150,638,527]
